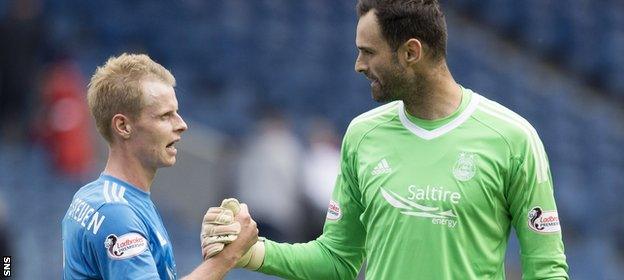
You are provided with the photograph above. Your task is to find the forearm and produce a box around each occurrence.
[258,239,364,280]
[181,255,237,280]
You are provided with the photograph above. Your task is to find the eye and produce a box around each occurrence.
[161,112,173,120]
[358,48,374,55]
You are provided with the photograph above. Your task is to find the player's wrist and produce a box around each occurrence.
[209,249,239,270]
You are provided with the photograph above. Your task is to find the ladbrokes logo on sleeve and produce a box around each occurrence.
[104,233,148,260]
[326,200,342,221]
[527,206,561,233]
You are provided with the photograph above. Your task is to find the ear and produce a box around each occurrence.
[111,114,132,140]
[402,38,423,65]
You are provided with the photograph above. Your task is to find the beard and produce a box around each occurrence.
[370,56,414,103]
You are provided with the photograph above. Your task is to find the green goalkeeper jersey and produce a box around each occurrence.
[259,86,569,279]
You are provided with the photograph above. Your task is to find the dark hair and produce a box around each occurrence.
[357,0,447,60]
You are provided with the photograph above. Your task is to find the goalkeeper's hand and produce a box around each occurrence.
[202,198,265,270]
[200,205,241,258]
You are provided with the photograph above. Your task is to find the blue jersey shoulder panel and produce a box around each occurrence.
[62,174,177,280]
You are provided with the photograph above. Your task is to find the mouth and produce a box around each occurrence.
[365,74,380,87]
[166,139,180,154]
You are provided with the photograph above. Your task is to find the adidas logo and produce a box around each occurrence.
[372,159,392,175]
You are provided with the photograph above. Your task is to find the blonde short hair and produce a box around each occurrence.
[87,53,176,143]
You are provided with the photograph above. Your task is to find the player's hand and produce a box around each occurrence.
[200,206,241,259]
[210,199,264,270]
[218,201,261,269]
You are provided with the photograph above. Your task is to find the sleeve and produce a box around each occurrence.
[258,129,367,280]
[507,134,569,279]
[86,203,160,280]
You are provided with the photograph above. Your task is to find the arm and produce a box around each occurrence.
[507,134,569,279]
[257,132,366,280]
[183,237,251,280]
[87,204,160,280]
[181,255,236,280]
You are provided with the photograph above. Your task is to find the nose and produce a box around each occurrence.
[354,53,367,73]
[175,113,188,133]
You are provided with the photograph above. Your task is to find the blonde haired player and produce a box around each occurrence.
[62,53,258,280]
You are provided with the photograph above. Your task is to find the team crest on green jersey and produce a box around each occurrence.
[453,152,477,181]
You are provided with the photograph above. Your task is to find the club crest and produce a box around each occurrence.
[453,152,477,181]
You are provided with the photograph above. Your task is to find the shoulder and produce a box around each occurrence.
[79,202,144,242]
[344,101,401,143]
[96,202,138,220]
[73,178,131,209]
[472,94,551,183]
[472,95,541,149]
[89,203,151,263]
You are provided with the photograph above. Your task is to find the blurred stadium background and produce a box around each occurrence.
[0,0,622,279]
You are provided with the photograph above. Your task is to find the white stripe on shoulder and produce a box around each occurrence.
[103,181,112,203]
[479,101,547,182]
[117,186,127,203]
[349,101,400,128]
[479,100,549,177]
[478,100,548,183]
[354,101,401,120]
[110,182,119,202]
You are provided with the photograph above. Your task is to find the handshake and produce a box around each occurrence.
[200,198,265,270]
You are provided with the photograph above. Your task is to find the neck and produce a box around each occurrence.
[402,62,461,120]
[103,145,155,192]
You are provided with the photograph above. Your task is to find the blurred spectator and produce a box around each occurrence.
[301,117,340,240]
[36,59,95,179]
[0,0,43,142]
[236,109,304,242]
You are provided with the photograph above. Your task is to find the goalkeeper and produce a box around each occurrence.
[201,0,569,279]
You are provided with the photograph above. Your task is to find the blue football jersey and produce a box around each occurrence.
[62,174,177,279]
